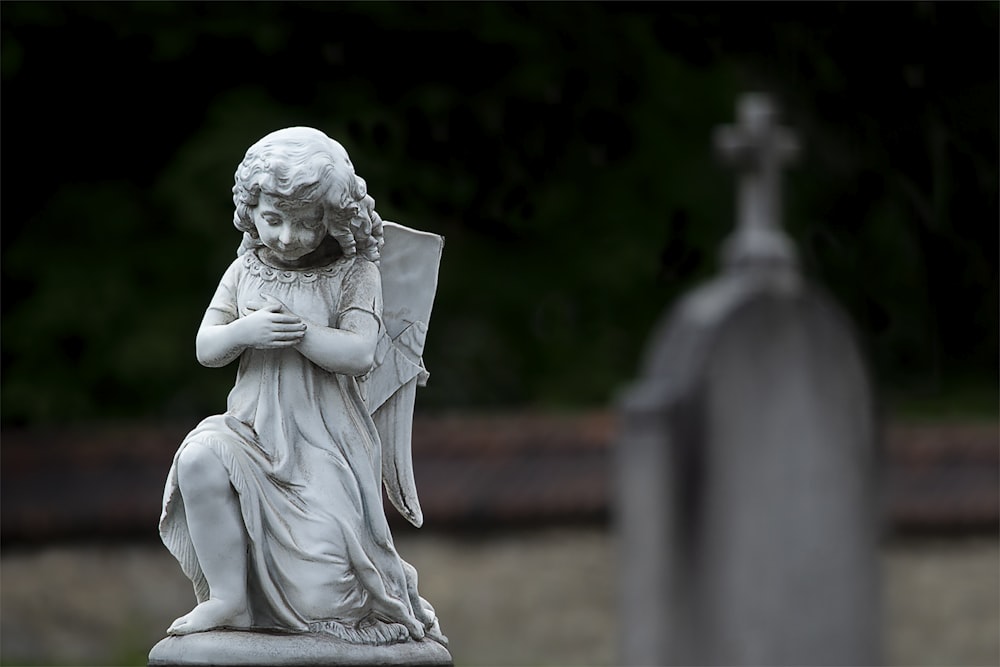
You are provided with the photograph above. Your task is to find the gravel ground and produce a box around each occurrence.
[2,528,997,666]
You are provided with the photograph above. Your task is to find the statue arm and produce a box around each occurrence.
[293,309,380,376]
[195,308,247,368]
[196,303,308,368]
[288,257,382,376]
[198,292,378,375]
[194,264,308,367]
[195,266,247,368]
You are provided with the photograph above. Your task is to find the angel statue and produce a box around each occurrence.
[151,127,449,665]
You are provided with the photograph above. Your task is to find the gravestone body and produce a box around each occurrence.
[617,94,880,666]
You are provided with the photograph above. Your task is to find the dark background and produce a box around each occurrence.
[2,2,997,426]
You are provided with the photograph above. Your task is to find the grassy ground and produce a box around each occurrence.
[2,528,997,667]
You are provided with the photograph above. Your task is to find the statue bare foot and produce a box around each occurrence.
[167,598,251,635]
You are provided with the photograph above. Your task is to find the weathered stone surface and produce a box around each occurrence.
[148,631,452,667]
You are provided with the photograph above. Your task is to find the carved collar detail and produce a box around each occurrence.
[243,250,351,284]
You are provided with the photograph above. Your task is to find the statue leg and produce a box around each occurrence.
[168,440,252,635]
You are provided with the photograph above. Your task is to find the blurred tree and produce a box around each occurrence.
[1,2,996,425]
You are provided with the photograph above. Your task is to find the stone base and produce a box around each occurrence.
[148,630,453,667]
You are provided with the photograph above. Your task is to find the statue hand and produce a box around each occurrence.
[246,293,294,314]
[240,296,306,349]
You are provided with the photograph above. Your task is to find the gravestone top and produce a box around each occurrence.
[714,93,800,269]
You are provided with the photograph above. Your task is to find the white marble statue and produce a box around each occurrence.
[155,127,448,660]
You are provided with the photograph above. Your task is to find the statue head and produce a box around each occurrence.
[232,127,384,262]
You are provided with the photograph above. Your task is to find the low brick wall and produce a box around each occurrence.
[2,414,997,541]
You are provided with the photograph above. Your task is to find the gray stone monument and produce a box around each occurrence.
[617,94,881,666]
[148,127,451,666]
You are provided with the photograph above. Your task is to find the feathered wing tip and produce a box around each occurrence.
[374,378,424,527]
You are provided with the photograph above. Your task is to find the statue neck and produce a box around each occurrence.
[258,236,344,271]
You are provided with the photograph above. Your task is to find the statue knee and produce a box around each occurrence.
[177,440,232,500]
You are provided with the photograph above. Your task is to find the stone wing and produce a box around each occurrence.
[360,221,443,527]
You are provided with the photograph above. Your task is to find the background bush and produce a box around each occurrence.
[2,2,996,425]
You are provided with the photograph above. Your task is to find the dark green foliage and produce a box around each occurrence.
[2,2,996,424]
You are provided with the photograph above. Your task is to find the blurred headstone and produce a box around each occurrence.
[617,93,880,666]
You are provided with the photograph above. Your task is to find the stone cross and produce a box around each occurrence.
[714,93,800,267]
[617,93,880,666]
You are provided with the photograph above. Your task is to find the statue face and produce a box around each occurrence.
[252,193,327,263]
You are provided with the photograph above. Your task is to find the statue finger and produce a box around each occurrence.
[268,313,302,324]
